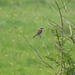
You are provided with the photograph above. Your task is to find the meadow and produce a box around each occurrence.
[0,0,75,75]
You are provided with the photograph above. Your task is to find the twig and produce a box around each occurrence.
[60,0,71,9]
[56,29,61,46]
[69,36,75,44]
[43,16,55,43]
[64,20,75,43]
[48,0,57,13]
[43,16,61,52]
[13,25,56,74]
[53,44,62,50]
[48,0,74,28]
[55,1,64,47]
[43,16,61,28]
[55,1,64,75]
[61,0,75,27]
[68,22,72,37]
[48,19,61,28]
[61,1,75,44]
[45,53,66,70]
[61,1,67,13]
[40,35,50,55]
[53,62,60,75]
[46,56,60,65]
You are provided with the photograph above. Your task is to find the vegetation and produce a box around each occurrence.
[0,0,75,75]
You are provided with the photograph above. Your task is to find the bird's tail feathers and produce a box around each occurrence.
[33,34,37,38]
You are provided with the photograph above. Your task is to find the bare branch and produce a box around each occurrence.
[53,62,60,75]
[61,0,75,44]
[61,1,67,13]
[48,0,74,27]
[48,19,61,28]
[13,25,56,73]
[43,16,61,50]
[55,1,64,47]
[43,16,61,28]
[68,21,72,37]
[46,56,60,65]
[40,35,50,55]
[43,16,55,42]
[55,1,64,75]
[60,0,71,9]
[53,44,62,50]
[69,36,75,44]
[64,20,75,44]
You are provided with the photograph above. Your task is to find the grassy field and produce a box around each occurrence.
[0,0,75,75]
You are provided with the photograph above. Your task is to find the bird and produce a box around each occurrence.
[33,27,44,38]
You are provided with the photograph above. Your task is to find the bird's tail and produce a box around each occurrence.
[33,34,37,38]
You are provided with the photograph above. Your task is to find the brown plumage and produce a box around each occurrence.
[33,27,44,38]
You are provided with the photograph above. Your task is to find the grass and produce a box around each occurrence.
[0,0,75,75]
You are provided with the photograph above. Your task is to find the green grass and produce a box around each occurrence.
[0,0,75,75]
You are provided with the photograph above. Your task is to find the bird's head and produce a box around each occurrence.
[40,27,44,29]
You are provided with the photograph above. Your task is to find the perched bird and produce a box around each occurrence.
[33,27,44,38]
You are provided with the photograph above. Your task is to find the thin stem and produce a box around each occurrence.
[56,29,61,46]
[43,16,61,28]
[43,16,55,43]
[13,25,56,74]
[48,0,73,28]
[55,1,64,75]
[60,0,71,9]
[40,35,49,55]
[61,1,75,44]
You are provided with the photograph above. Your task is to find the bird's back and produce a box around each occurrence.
[37,29,42,35]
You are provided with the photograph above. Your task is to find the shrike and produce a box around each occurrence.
[33,27,44,38]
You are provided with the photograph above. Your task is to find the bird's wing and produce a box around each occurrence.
[37,30,42,35]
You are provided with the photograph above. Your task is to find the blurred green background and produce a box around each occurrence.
[0,0,75,75]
